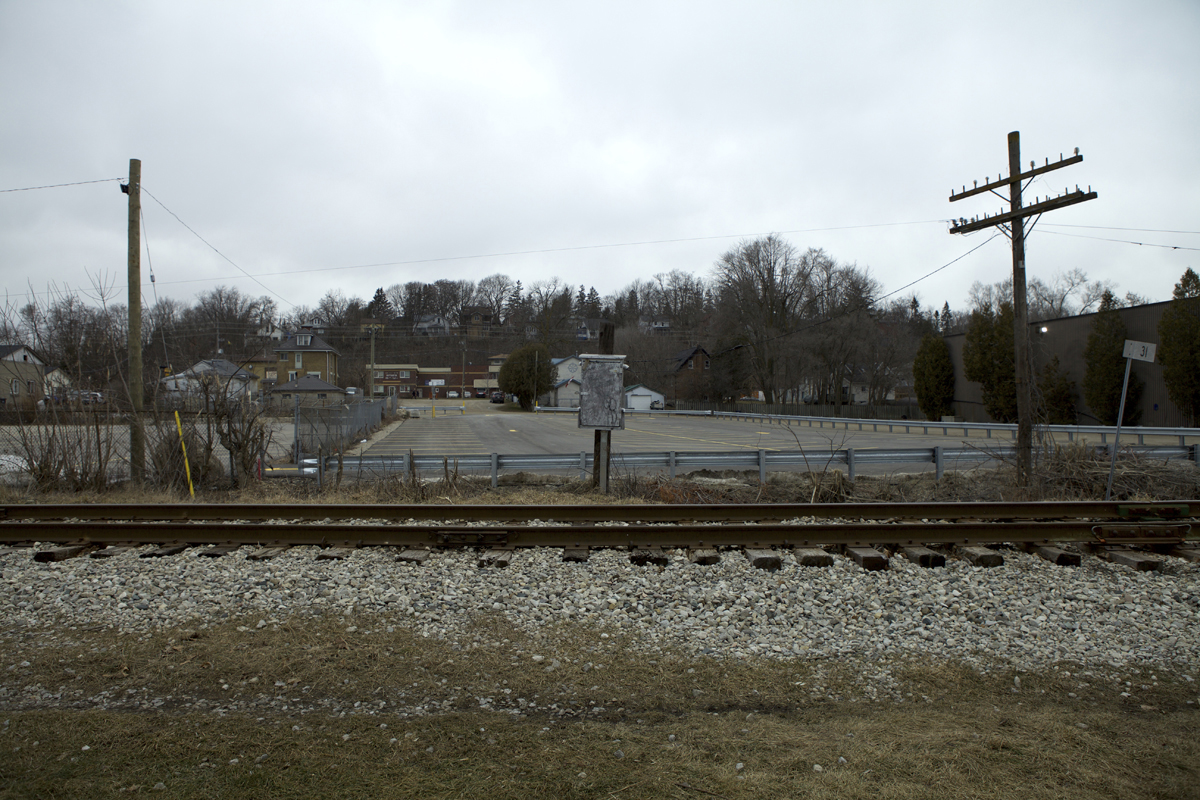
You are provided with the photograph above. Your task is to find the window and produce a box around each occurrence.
[27,381,34,395]
[10,379,18,395]
[298,334,312,346]
[687,359,694,370]
[704,359,711,370]
[317,393,327,399]
[400,370,410,378]
[288,371,297,381]
[307,371,321,379]
[295,352,302,369]
[374,371,383,379]
[279,352,286,362]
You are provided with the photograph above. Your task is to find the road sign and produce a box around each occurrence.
[1122,340,1156,363]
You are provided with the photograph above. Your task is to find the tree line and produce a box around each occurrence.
[7,238,1192,420]
[913,268,1199,426]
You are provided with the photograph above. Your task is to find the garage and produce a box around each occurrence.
[623,383,663,411]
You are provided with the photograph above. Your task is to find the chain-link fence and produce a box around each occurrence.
[290,396,398,459]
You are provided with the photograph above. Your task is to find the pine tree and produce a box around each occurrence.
[1083,291,1143,425]
[1038,356,1077,424]
[1157,268,1200,424]
[962,302,1017,422]
[366,287,393,322]
[913,334,955,421]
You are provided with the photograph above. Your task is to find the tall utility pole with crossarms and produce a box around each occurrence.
[949,131,1096,486]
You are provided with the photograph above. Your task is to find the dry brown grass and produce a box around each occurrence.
[2,614,1198,799]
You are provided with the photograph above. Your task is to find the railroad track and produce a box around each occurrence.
[1,501,1196,570]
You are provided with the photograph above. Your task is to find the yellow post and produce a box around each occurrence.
[174,410,195,498]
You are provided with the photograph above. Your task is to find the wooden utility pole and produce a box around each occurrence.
[125,158,145,483]
[592,322,616,489]
[949,131,1095,485]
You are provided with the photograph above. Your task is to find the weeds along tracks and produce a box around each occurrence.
[0,501,1196,570]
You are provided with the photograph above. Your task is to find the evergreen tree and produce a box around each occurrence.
[962,301,1017,422]
[1038,356,1078,424]
[1157,268,1200,424]
[366,287,394,322]
[912,334,955,421]
[585,287,603,318]
[497,343,554,411]
[1083,291,1143,425]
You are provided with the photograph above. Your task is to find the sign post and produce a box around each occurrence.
[1105,340,1156,500]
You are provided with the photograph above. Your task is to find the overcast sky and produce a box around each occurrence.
[2,1,1197,320]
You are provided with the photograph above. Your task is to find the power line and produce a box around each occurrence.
[1036,229,1200,251]
[1042,223,1200,235]
[140,186,295,308]
[0,177,125,193]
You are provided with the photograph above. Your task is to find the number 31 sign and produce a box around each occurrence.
[1122,340,1156,363]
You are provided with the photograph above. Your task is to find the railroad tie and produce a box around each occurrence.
[1167,547,1200,564]
[794,547,834,568]
[687,548,720,565]
[630,547,668,567]
[744,548,782,571]
[247,546,291,561]
[479,548,514,568]
[562,547,590,563]
[956,546,1004,568]
[33,542,92,562]
[845,546,888,571]
[141,543,189,558]
[396,548,430,565]
[1098,547,1162,572]
[317,546,357,560]
[89,544,138,559]
[1024,544,1081,567]
[198,543,241,558]
[899,546,945,568]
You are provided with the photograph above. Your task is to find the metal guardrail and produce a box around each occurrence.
[532,406,1200,446]
[288,443,1199,486]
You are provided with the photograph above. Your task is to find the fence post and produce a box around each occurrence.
[669,451,676,480]
[846,447,855,481]
[579,451,587,481]
[758,449,766,484]
[491,452,499,488]
[934,446,944,481]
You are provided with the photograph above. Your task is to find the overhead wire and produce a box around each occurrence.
[0,177,125,193]
[139,186,295,308]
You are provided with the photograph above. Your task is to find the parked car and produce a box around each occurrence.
[475,389,488,398]
[490,391,505,403]
[447,391,459,398]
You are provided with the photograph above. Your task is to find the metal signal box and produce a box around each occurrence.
[578,354,625,430]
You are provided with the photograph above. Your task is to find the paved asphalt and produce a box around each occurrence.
[360,401,1025,476]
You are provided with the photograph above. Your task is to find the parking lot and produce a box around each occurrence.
[358,401,1026,476]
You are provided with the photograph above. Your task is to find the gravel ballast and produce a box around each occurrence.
[3,542,1198,674]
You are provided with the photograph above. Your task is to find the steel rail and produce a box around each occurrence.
[1,501,1195,524]
[1,520,1194,548]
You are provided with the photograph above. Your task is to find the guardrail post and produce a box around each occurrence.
[1193,443,1199,467]
[491,453,499,488]
[758,449,766,484]
[669,451,676,479]
[846,447,855,481]
[934,446,944,481]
